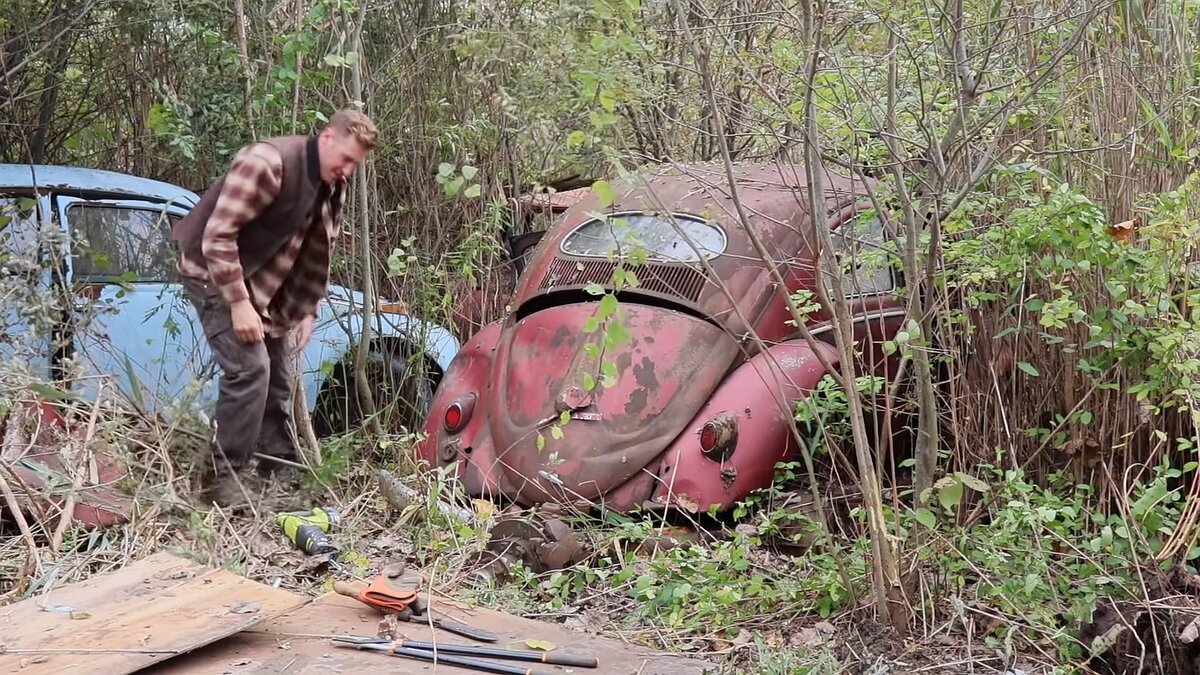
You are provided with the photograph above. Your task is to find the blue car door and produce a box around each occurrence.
[55,195,215,411]
[0,192,55,378]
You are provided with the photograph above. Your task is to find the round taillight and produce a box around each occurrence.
[444,405,463,431]
[443,393,476,434]
[698,414,737,461]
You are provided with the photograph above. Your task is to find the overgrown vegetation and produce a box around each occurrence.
[3,0,1200,671]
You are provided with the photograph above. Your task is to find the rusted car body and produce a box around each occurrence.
[416,163,905,515]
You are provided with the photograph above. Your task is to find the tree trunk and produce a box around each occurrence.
[348,0,381,435]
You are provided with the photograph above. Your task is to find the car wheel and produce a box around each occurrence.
[312,345,436,438]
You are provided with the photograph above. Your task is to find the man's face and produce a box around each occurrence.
[318,128,370,183]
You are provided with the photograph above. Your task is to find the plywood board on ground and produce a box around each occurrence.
[148,591,716,675]
[0,551,309,675]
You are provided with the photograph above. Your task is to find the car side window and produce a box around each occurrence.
[68,204,180,282]
[829,211,895,296]
[0,196,43,270]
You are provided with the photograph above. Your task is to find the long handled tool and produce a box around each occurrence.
[332,636,557,675]
[355,636,598,668]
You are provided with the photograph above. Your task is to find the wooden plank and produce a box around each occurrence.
[0,552,310,675]
[146,591,715,675]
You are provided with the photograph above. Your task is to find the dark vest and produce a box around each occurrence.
[172,135,341,280]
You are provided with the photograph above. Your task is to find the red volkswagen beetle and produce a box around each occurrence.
[415,163,906,516]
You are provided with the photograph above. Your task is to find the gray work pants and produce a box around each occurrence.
[181,277,297,475]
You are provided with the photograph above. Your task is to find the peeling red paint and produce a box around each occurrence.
[414,162,906,515]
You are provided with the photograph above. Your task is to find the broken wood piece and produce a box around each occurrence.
[0,551,309,675]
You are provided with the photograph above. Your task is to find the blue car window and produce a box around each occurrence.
[0,196,42,264]
[68,204,179,281]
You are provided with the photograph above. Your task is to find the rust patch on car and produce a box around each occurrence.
[720,466,737,489]
[626,387,648,416]
[633,358,659,391]
[674,493,701,513]
[549,324,573,349]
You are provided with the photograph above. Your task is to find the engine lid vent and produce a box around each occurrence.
[538,257,708,303]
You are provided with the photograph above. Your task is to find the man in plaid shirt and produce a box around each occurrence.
[173,109,377,508]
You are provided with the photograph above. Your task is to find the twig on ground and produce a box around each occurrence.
[50,390,105,554]
[0,466,40,580]
[252,452,311,473]
[212,504,253,563]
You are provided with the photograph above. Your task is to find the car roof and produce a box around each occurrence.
[0,164,199,206]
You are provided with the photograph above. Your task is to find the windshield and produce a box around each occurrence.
[560,212,726,263]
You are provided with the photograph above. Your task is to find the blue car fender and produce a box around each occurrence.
[298,285,460,411]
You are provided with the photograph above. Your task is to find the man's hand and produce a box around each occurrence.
[293,314,316,355]
[231,299,264,343]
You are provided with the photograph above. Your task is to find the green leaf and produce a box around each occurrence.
[601,360,618,378]
[1017,361,1040,377]
[592,179,615,208]
[464,184,482,199]
[590,110,619,128]
[461,165,478,180]
[525,639,556,652]
[914,508,936,529]
[954,472,990,493]
[565,130,588,147]
[550,425,564,440]
[598,293,618,319]
[582,372,596,390]
[938,479,964,509]
[444,176,465,196]
[29,382,77,401]
[584,283,606,296]
[536,433,546,451]
[559,410,571,425]
[438,162,455,177]
[623,270,639,287]
[583,317,600,333]
[607,321,631,346]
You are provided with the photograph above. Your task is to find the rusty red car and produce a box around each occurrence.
[414,163,905,516]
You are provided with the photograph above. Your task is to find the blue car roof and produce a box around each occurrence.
[0,164,200,207]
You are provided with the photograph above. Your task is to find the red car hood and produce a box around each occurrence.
[490,303,740,503]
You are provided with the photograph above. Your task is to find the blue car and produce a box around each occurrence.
[0,164,459,436]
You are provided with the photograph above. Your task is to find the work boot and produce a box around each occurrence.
[254,453,298,479]
[202,471,253,510]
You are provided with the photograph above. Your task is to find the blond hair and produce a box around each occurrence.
[328,108,379,149]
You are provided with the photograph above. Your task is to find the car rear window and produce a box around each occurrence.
[560,212,726,263]
[829,211,895,296]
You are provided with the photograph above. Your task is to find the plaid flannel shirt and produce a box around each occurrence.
[178,142,341,338]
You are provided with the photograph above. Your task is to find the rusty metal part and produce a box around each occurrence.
[769,491,827,553]
[475,515,585,583]
[633,526,703,556]
[375,470,475,522]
